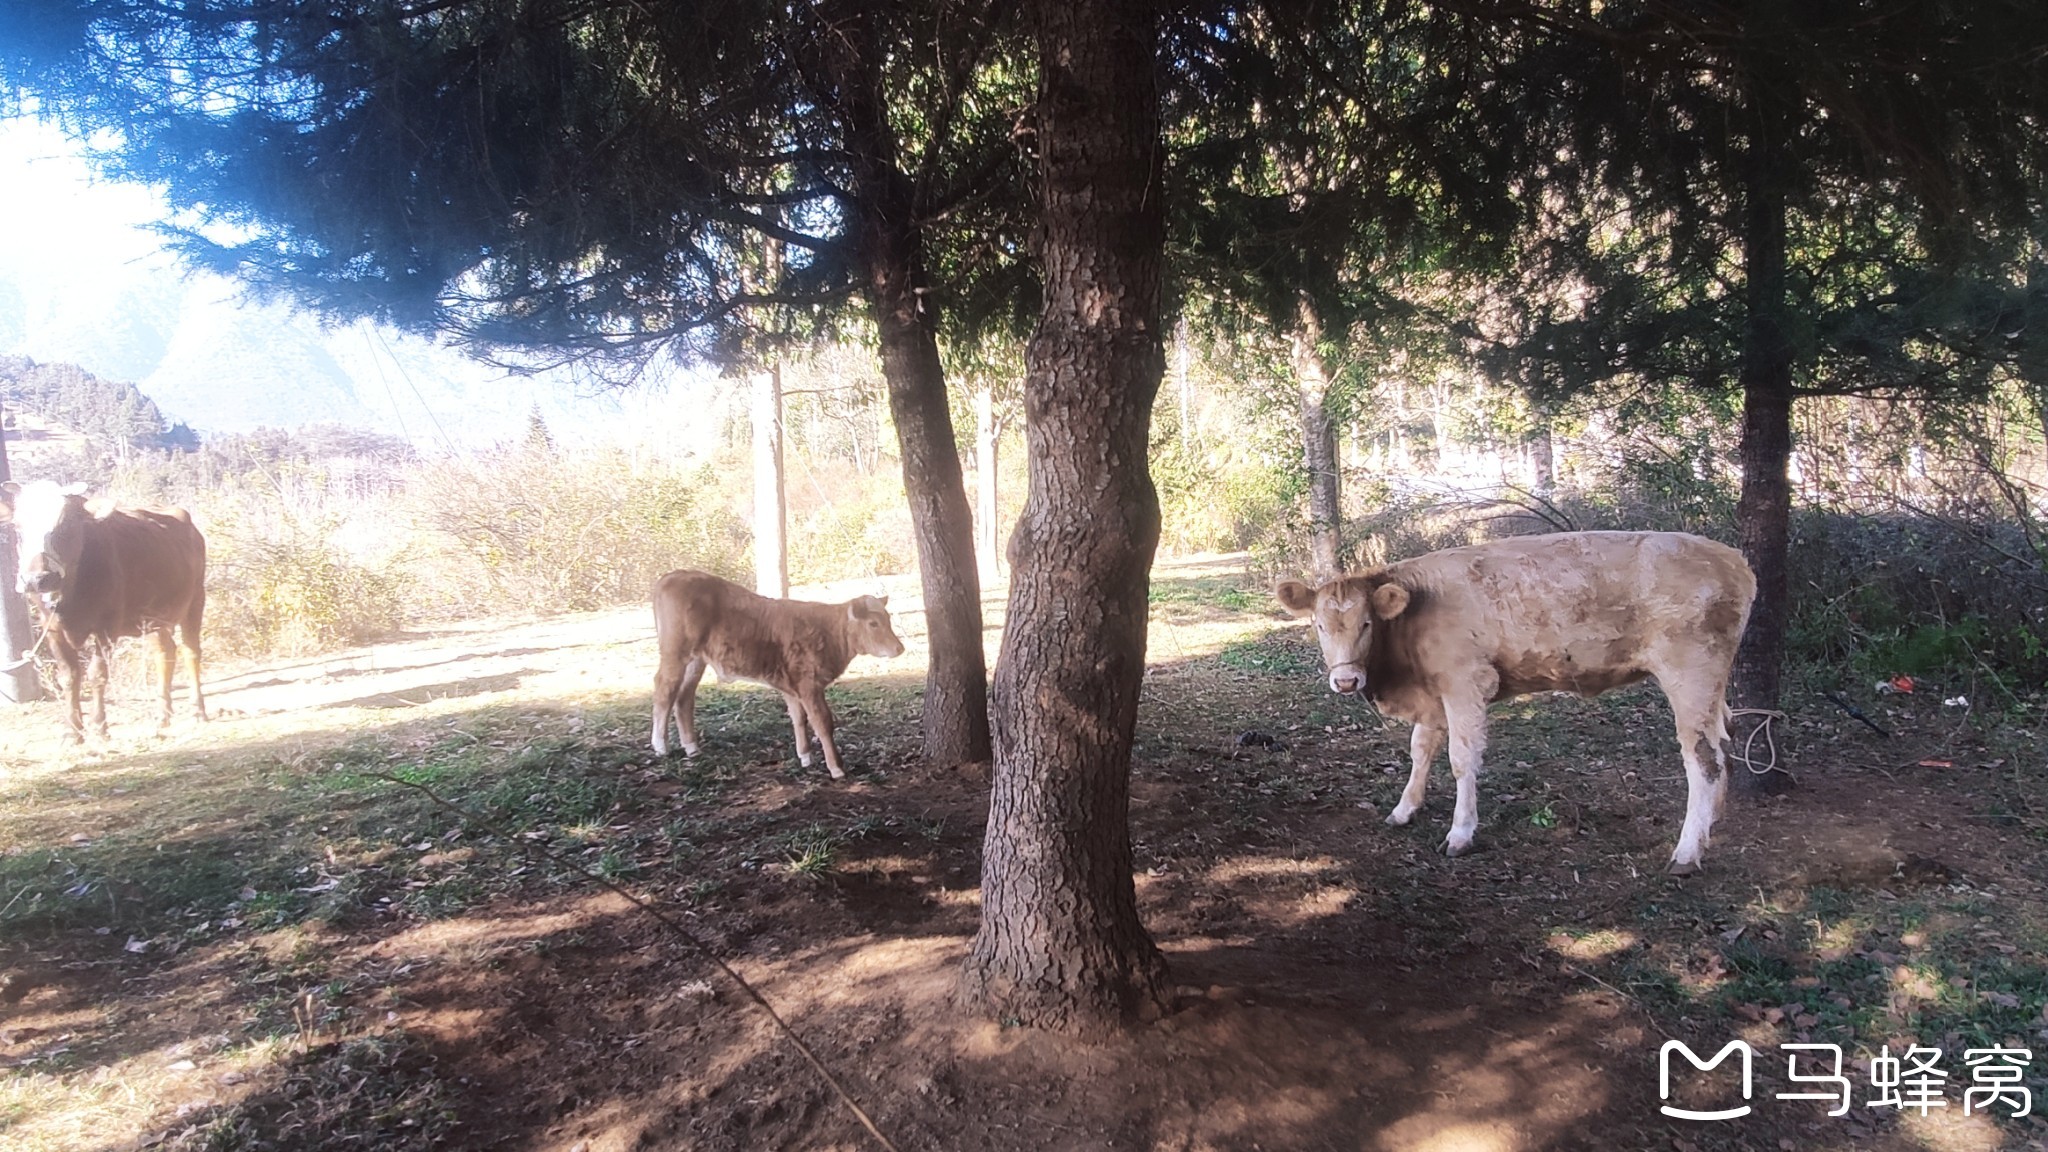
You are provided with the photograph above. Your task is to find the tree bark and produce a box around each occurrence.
[1731,79,1798,796]
[1289,294,1342,581]
[871,281,994,766]
[975,385,1002,582]
[959,0,1171,1032]
[819,6,993,766]
[751,365,789,600]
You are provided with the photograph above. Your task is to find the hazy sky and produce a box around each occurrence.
[0,117,725,451]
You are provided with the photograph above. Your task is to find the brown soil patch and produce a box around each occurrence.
[3,556,2044,1152]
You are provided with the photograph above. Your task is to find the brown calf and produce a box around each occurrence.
[1,480,208,742]
[651,569,905,778]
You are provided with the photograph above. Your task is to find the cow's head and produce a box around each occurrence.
[1275,574,1412,697]
[847,593,907,658]
[0,480,91,601]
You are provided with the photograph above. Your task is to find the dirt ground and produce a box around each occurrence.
[1,554,2045,1152]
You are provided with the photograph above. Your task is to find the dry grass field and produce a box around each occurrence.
[1,555,2044,1152]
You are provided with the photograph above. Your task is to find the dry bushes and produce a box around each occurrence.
[403,446,749,616]
[171,479,407,658]
[96,441,751,659]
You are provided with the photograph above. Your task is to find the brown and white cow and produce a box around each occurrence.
[1277,531,1755,873]
[651,569,906,778]
[1,480,209,742]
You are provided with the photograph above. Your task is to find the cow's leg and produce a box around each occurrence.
[671,658,707,756]
[179,611,207,722]
[1389,722,1445,826]
[650,653,681,755]
[151,627,177,732]
[1662,676,1732,876]
[798,685,845,779]
[781,692,815,769]
[1442,695,1488,857]
[88,637,111,739]
[53,634,85,745]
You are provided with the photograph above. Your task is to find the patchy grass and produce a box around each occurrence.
[1149,573,1265,618]
[154,1032,459,1152]
[1215,631,1324,678]
[1,557,2044,1152]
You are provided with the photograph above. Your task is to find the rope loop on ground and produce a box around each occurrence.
[1727,707,1789,777]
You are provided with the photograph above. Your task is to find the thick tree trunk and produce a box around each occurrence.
[975,386,1002,582]
[872,292,994,766]
[959,0,1171,1032]
[1290,295,1342,580]
[822,7,993,766]
[751,365,789,599]
[1731,85,1797,797]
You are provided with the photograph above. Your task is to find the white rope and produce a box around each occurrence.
[1727,707,1789,776]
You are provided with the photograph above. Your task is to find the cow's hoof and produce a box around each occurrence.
[826,767,845,780]
[798,753,814,769]
[681,743,700,758]
[1386,806,1417,827]
[1666,859,1702,877]
[1441,837,1475,857]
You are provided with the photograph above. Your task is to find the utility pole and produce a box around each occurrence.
[0,401,42,703]
[974,385,1002,583]
[752,364,789,599]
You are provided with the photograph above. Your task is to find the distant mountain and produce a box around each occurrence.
[142,291,370,431]
[0,259,722,450]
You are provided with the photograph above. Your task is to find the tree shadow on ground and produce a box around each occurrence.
[4,625,2044,1152]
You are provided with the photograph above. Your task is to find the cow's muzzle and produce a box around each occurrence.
[1328,662,1366,696]
[20,569,60,596]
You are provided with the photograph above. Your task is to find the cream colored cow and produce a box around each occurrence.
[1277,531,1756,873]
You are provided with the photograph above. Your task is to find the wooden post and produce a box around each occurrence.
[0,402,42,703]
[974,385,1002,582]
[752,364,789,599]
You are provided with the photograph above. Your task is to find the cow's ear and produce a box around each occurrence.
[848,598,876,623]
[875,593,888,608]
[1275,580,1316,617]
[1371,582,1411,621]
